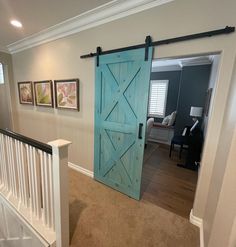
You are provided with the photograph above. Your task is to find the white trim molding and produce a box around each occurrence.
[68,162,94,178]
[7,0,174,54]
[151,55,213,72]
[152,64,182,72]
[0,46,9,53]
[190,209,204,247]
[180,58,212,67]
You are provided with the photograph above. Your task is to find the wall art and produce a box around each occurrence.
[34,80,53,107]
[18,81,34,105]
[54,79,79,110]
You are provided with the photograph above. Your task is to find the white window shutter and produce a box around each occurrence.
[148,80,169,117]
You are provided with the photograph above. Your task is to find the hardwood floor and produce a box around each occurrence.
[141,142,198,219]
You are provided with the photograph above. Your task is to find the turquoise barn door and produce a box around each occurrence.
[94,47,153,200]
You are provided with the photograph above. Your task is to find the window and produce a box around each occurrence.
[148,80,169,118]
[0,63,4,84]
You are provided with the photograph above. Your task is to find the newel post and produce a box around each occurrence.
[48,139,71,247]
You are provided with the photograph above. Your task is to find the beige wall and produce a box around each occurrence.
[203,58,236,246]
[0,51,15,129]
[10,0,236,246]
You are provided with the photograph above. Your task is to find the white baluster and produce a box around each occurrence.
[26,145,34,213]
[32,148,41,219]
[10,138,18,198]
[31,147,41,217]
[20,142,29,206]
[15,140,23,201]
[48,153,54,229]
[1,135,8,190]
[39,151,47,225]
[9,137,16,197]
[6,137,13,194]
[4,136,8,188]
[44,151,50,226]
[16,141,28,206]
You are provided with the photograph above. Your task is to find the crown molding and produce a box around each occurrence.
[152,64,182,72]
[152,56,212,72]
[181,57,212,67]
[7,0,174,54]
[0,46,9,54]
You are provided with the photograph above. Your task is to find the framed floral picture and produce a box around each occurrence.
[54,79,79,110]
[34,80,53,107]
[18,81,34,105]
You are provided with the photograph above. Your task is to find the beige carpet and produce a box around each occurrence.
[69,169,199,247]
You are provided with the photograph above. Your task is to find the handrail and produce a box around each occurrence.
[0,128,52,154]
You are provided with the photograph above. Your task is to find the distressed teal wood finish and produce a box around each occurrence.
[94,48,153,200]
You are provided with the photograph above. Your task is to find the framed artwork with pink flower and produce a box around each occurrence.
[54,79,79,110]
[18,81,34,105]
[34,80,54,107]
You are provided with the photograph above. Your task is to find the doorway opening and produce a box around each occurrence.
[142,53,220,218]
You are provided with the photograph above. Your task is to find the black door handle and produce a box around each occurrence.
[138,123,143,139]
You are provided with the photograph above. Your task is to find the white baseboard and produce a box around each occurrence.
[68,162,94,178]
[190,209,204,247]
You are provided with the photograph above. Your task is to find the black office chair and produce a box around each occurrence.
[169,126,191,159]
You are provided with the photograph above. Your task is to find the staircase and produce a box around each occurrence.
[0,129,71,247]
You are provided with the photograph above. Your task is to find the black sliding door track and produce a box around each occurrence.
[80,26,235,59]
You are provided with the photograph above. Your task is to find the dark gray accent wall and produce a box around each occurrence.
[150,70,181,122]
[174,64,212,135]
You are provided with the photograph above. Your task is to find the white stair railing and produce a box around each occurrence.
[0,129,71,247]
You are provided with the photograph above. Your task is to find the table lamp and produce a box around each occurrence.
[190,106,203,131]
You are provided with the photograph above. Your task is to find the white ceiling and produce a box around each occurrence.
[0,0,110,48]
